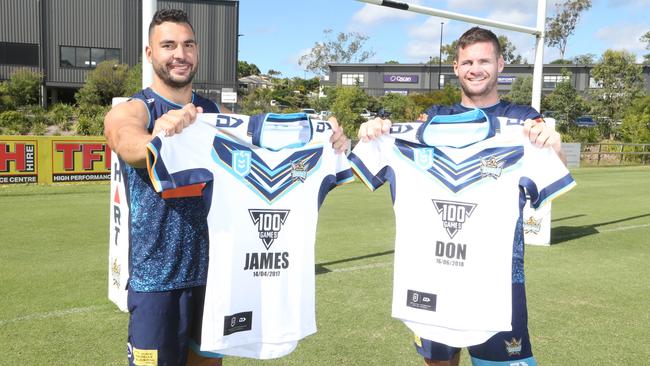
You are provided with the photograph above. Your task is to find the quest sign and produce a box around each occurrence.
[384,74,419,83]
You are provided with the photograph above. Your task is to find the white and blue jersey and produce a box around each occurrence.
[349,107,575,347]
[146,113,353,359]
[126,87,219,292]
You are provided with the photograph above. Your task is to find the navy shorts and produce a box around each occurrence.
[127,286,223,366]
[414,283,537,366]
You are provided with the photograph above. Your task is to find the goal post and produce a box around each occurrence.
[355,0,547,111]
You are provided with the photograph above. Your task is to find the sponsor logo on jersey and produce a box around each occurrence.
[390,124,414,134]
[214,114,244,128]
[480,156,504,179]
[223,311,253,336]
[504,337,523,356]
[291,159,307,182]
[523,216,542,234]
[232,150,252,176]
[414,148,434,170]
[406,289,437,312]
[432,199,477,239]
[245,209,291,273]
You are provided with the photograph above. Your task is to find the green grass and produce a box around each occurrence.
[0,166,649,365]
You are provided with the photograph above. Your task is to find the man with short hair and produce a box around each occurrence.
[104,9,347,366]
[358,27,566,366]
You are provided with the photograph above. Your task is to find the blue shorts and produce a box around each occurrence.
[127,286,223,366]
[414,283,537,366]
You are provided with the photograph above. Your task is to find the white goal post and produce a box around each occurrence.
[355,0,547,112]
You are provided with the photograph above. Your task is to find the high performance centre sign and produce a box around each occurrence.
[0,135,111,185]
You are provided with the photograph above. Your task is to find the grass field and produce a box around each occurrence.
[1,166,649,365]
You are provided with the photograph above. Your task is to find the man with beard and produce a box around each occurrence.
[104,9,347,366]
[357,27,564,366]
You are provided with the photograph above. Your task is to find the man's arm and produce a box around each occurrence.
[104,101,202,168]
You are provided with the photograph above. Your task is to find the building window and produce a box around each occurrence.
[341,73,364,86]
[60,46,121,68]
[0,42,39,67]
[542,75,570,89]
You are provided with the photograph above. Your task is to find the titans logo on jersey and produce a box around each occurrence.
[212,135,323,204]
[394,140,524,193]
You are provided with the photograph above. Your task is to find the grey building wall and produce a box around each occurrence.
[326,63,650,99]
[0,0,41,78]
[0,0,238,105]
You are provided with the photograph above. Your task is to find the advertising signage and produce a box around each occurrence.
[384,74,419,84]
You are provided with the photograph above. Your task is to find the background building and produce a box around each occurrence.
[0,0,239,106]
[324,63,650,98]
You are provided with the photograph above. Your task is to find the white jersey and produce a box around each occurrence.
[349,110,575,347]
[146,113,353,359]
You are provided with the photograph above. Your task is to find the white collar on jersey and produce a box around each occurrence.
[250,113,314,151]
[416,108,492,148]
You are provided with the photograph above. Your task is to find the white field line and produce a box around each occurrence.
[0,304,108,326]
[326,261,392,273]
[597,223,650,233]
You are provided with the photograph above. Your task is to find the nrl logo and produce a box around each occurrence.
[232,150,252,177]
[480,156,504,179]
[523,216,542,234]
[432,199,478,239]
[414,148,434,170]
[504,337,522,356]
[111,258,121,288]
[249,209,290,249]
[290,159,308,182]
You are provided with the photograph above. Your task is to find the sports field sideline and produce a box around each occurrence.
[1,166,648,365]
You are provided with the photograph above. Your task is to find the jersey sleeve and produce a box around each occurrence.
[520,142,576,209]
[348,137,391,191]
[146,120,216,193]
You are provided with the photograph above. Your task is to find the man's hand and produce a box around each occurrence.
[152,103,203,137]
[522,118,561,154]
[523,118,566,164]
[358,117,392,142]
[328,116,350,154]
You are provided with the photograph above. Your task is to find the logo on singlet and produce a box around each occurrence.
[431,199,477,239]
[245,209,290,273]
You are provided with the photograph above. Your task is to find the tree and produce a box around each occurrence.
[498,35,524,64]
[5,68,43,107]
[409,85,461,113]
[542,69,588,132]
[440,41,458,63]
[545,0,592,60]
[377,93,419,122]
[504,76,532,105]
[75,61,132,106]
[299,29,375,76]
[590,49,644,139]
[330,85,369,137]
[237,60,261,79]
[619,96,650,143]
[385,60,400,64]
[640,31,650,64]
[572,53,596,64]
[267,69,282,77]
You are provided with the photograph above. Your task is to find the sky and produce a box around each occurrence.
[238,0,650,78]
